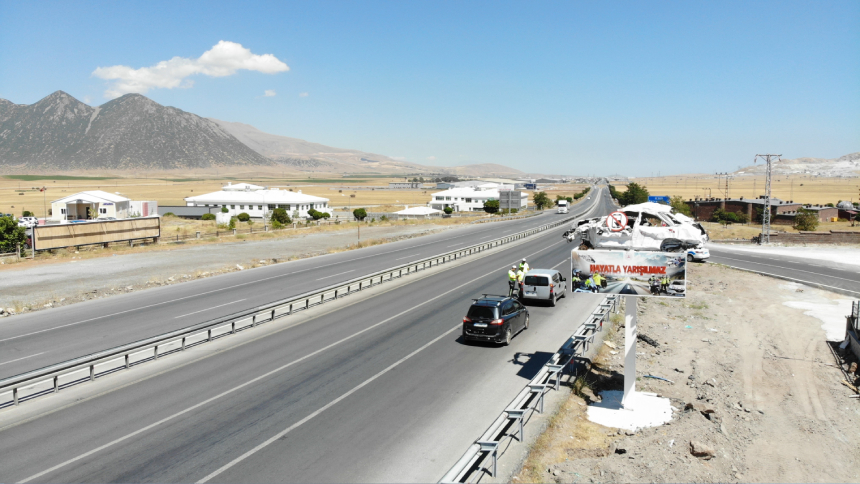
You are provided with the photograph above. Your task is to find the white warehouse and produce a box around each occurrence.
[429,186,528,212]
[184,182,330,219]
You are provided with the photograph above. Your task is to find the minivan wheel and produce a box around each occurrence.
[503,327,512,346]
[687,254,694,262]
[524,314,530,330]
[550,293,556,307]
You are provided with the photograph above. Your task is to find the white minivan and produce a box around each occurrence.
[557,200,569,214]
[522,269,567,306]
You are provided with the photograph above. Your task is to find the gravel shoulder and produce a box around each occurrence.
[515,262,860,483]
[0,222,450,313]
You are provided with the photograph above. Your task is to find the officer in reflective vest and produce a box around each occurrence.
[516,268,526,298]
[519,258,530,274]
[507,265,518,297]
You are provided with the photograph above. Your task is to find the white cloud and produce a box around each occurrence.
[426,156,436,161]
[299,92,309,97]
[93,41,289,98]
[264,90,277,97]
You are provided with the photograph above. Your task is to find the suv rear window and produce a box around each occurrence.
[524,276,549,286]
[467,305,498,320]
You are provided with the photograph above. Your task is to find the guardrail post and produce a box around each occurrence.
[529,384,547,413]
[125,354,130,369]
[53,376,59,393]
[208,329,212,342]
[271,309,275,321]
[89,365,95,381]
[477,441,499,478]
[231,322,236,334]
[13,388,18,406]
[182,337,186,350]
[154,345,158,360]
[507,409,526,441]
[334,289,338,299]
[546,364,564,391]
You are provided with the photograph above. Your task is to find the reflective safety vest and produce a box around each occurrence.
[508,270,518,281]
[517,270,525,283]
[593,274,602,285]
[519,262,530,273]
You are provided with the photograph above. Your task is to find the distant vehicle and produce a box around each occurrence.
[18,216,38,228]
[667,280,686,296]
[587,196,591,200]
[97,217,117,221]
[521,269,567,306]
[686,247,710,262]
[557,200,569,214]
[462,295,529,345]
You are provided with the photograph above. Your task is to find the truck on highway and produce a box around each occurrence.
[557,199,569,214]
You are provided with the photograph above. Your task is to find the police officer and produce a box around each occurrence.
[507,265,518,297]
[592,272,602,290]
[519,258,530,274]
[516,267,526,298]
[661,275,669,293]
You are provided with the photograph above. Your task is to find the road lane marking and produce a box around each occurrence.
[315,270,355,281]
[174,300,247,319]
[196,324,461,483]
[0,352,45,367]
[713,256,860,283]
[16,237,568,484]
[394,254,421,261]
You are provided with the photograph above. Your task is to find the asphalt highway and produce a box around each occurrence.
[707,245,860,296]
[0,195,602,379]
[0,188,618,483]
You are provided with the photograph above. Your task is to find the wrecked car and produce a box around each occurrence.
[563,202,709,252]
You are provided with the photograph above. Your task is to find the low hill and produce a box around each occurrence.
[736,153,860,178]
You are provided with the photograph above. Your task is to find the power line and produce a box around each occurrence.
[754,154,781,244]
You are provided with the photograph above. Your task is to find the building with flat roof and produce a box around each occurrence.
[685,196,801,222]
[184,182,329,219]
[429,186,527,212]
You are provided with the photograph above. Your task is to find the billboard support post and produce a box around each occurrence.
[622,296,637,408]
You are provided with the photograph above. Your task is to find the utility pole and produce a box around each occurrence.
[754,154,781,244]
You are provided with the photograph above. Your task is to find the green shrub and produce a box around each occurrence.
[308,209,324,220]
[201,213,216,221]
[0,216,26,252]
[221,206,229,213]
[228,217,236,230]
[483,199,500,213]
[237,212,250,222]
[163,212,175,217]
[22,210,33,217]
[794,209,819,231]
[532,192,551,210]
[353,208,367,221]
[321,212,330,219]
[271,208,291,225]
[271,219,283,229]
[444,207,453,215]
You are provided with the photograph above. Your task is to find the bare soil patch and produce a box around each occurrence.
[515,262,860,483]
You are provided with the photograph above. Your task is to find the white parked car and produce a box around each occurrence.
[18,216,38,228]
[667,280,686,296]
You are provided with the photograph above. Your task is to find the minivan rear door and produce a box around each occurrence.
[523,275,549,299]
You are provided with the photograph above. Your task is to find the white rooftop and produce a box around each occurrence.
[223,182,265,191]
[52,190,130,204]
[395,206,442,215]
[186,188,328,205]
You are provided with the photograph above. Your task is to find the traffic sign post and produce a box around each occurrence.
[606,211,628,232]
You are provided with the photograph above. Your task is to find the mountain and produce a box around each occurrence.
[0,91,274,169]
[736,153,860,178]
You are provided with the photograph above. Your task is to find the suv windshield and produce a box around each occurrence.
[467,305,497,320]
[524,276,549,286]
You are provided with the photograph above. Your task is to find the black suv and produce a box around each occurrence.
[462,295,529,345]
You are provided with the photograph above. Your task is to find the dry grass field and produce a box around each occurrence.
[623,174,860,205]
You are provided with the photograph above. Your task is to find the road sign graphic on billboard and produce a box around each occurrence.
[570,249,686,297]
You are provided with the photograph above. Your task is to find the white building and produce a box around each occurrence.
[50,190,131,221]
[184,182,330,219]
[429,186,528,212]
[394,206,442,218]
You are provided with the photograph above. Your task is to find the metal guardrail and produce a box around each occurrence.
[439,295,620,483]
[0,212,584,409]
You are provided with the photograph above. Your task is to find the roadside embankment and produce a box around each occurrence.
[514,262,860,483]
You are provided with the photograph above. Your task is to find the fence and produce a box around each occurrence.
[33,217,161,251]
[0,214,578,409]
[439,295,619,483]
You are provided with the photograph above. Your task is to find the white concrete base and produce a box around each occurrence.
[587,390,673,431]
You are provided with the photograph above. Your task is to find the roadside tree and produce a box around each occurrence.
[532,191,552,210]
[794,209,819,231]
[483,199,500,213]
[0,216,26,252]
[270,208,291,225]
[353,208,368,221]
[669,195,692,216]
[443,207,453,215]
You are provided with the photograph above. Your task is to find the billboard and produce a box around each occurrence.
[648,195,670,204]
[570,249,686,297]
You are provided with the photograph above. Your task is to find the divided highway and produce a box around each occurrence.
[0,188,617,482]
[0,197,601,379]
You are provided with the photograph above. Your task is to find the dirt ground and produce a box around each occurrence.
[516,262,860,483]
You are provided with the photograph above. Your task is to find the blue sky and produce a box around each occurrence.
[1,0,857,176]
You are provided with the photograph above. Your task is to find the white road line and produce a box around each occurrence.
[196,324,461,483]
[17,237,566,484]
[394,254,421,261]
[714,256,860,283]
[0,352,45,367]
[316,270,355,281]
[173,300,247,319]
[551,259,568,270]
[719,264,860,296]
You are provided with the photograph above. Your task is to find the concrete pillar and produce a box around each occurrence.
[622,296,638,408]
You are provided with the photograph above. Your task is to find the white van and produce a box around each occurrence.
[557,200,569,214]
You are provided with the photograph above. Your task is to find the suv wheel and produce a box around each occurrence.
[524,314,530,330]
[687,254,694,262]
[503,327,512,346]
